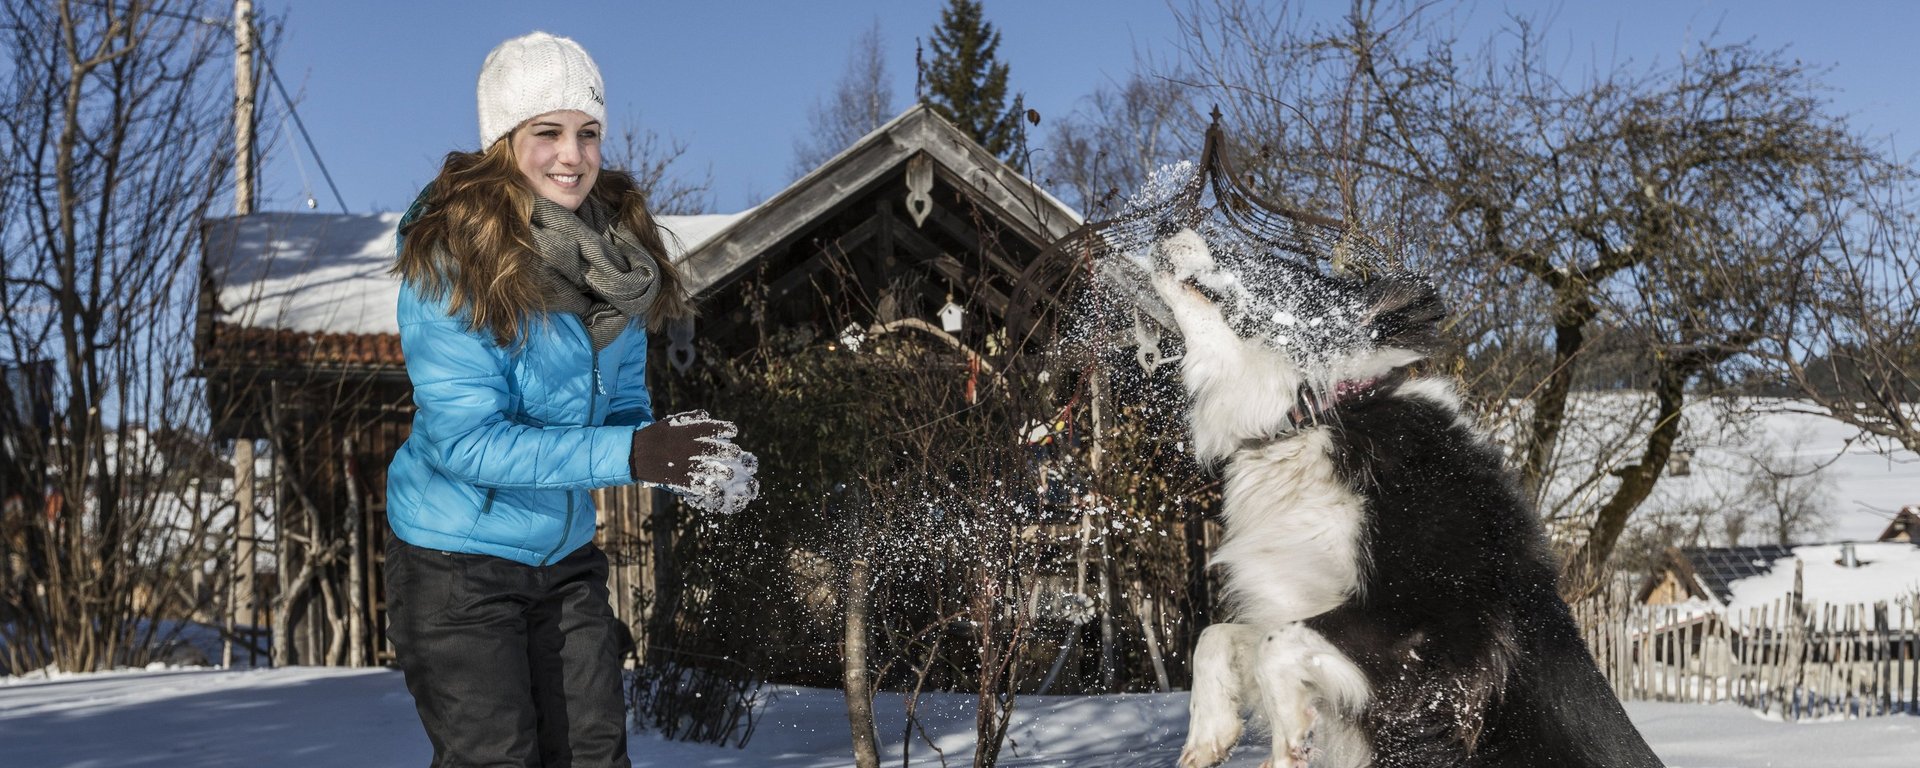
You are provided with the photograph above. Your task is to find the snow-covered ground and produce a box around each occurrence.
[0,666,1909,767]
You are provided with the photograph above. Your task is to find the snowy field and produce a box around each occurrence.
[1542,396,1916,544]
[0,666,1910,767]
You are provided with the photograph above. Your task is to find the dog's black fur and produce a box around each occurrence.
[1300,346,1665,767]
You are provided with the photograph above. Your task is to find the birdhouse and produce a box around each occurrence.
[938,299,964,333]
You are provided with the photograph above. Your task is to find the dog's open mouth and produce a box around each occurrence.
[1179,275,1230,307]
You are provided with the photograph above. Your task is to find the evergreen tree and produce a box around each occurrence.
[921,0,1021,159]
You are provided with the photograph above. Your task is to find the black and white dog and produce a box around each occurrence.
[1133,230,1663,768]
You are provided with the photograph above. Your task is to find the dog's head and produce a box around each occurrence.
[1139,229,1445,460]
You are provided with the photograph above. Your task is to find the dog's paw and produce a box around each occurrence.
[1177,741,1232,768]
[1157,228,1215,280]
[1255,744,1314,768]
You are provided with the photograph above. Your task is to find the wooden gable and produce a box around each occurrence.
[674,105,1081,356]
[1881,507,1918,543]
[1638,547,1715,605]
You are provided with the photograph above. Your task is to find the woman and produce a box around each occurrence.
[384,31,754,767]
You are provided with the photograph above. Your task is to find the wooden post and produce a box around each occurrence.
[1909,595,1918,713]
[645,487,677,667]
[1644,605,1656,700]
[227,438,255,667]
[1790,560,1806,719]
[1088,368,1116,692]
[1760,602,1775,714]
[1875,601,1889,716]
[233,0,257,215]
[344,437,366,667]
[226,0,263,655]
[269,380,292,667]
[1728,606,1743,702]
[842,544,879,768]
[1137,591,1170,692]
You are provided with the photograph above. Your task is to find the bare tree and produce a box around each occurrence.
[0,0,233,672]
[1763,176,1920,456]
[1739,429,1836,546]
[1042,68,1200,219]
[792,19,897,174]
[602,115,714,216]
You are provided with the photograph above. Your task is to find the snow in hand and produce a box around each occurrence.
[657,410,760,515]
[0,666,1909,767]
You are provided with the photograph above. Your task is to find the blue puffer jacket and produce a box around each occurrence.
[385,219,651,567]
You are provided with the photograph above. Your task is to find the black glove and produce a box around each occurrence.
[629,411,737,488]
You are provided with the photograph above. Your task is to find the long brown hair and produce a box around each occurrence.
[393,137,695,346]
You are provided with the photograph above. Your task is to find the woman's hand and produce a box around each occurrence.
[629,411,733,487]
[629,411,758,513]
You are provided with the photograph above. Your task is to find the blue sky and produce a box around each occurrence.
[252,0,1920,215]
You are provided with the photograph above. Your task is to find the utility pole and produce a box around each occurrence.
[226,0,259,668]
[233,0,256,215]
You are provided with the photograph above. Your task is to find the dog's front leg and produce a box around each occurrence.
[1255,625,1371,768]
[1179,623,1263,768]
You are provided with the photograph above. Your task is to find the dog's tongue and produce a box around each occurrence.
[1335,377,1380,399]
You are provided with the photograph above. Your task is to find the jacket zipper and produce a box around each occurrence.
[544,339,603,566]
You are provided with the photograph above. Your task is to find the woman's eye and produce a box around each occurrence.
[580,130,600,140]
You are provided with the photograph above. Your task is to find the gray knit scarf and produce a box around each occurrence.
[529,195,660,350]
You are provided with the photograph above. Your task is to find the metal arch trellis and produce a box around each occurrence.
[1044,106,1387,280]
[1022,108,1391,374]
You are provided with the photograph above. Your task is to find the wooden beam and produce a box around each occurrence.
[918,199,1029,282]
[765,215,881,303]
[926,254,1011,317]
[874,199,899,322]
[683,136,909,295]
[887,220,1024,323]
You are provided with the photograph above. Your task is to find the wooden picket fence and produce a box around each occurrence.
[1572,589,1920,720]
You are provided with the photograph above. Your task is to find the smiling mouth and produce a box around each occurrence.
[548,174,582,186]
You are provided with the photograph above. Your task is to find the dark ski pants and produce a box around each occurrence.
[385,536,631,768]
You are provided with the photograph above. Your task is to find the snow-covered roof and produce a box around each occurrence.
[1723,542,1920,611]
[201,210,747,336]
[676,104,1082,296]
[1675,545,1798,604]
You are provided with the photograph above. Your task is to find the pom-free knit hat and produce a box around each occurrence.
[476,31,607,148]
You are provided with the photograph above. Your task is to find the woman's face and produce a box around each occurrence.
[512,110,601,211]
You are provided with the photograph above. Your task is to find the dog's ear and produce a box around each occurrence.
[1360,275,1446,353]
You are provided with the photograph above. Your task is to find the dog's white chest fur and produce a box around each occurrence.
[1212,431,1366,627]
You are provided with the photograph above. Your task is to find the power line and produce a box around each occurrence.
[62,0,352,213]
[254,39,349,214]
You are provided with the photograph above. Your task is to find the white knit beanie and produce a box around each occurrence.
[476,32,607,148]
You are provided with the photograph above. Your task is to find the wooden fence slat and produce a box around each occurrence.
[1876,602,1890,716]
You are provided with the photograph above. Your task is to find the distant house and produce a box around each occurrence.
[1881,506,1918,543]
[1639,541,1920,609]
[1639,545,1796,606]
